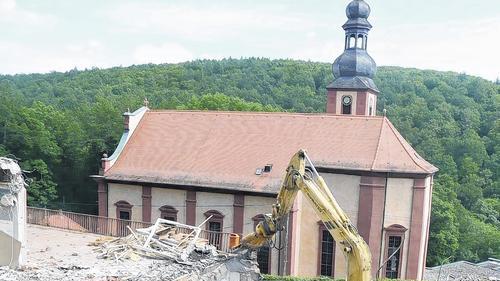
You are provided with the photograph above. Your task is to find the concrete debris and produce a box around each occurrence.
[0,157,25,194]
[95,218,219,262]
[0,157,27,267]
[92,218,262,280]
[0,220,261,281]
[129,255,261,281]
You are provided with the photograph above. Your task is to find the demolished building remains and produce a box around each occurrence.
[0,157,27,267]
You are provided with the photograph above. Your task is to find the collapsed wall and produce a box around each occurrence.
[0,157,27,267]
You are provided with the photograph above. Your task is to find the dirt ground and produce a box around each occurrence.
[0,224,159,280]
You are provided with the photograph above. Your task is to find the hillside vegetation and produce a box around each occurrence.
[0,58,498,265]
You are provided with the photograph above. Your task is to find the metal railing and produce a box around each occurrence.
[27,207,152,236]
[200,229,232,252]
[26,207,233,251]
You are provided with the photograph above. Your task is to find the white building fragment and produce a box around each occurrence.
[0,157,27,267]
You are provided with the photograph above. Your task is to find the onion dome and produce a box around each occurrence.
[333,48,376,79]
[327,0,378,92]
[346,0,370,19]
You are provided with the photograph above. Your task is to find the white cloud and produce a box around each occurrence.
[369,18,500,80]
[0,1,498,81]
[133,43,194,64]
[105,2,320,41]
[0,40,111,74]
[0,0,56,26]
[289,40,342,62]
[284,17,499,80]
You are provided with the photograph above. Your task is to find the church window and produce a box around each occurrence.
[253,215,271,274]
[357,35,364,49]
[383,224,407,279]
[119,211,130,220]
[341,95,352,114]
[386,236,402,278]
[159,205,178,221]
[204,210,224,250]
[115,200,132,236]
[349,35,356,49]
[318,224,335,276]
[115,200,132,220]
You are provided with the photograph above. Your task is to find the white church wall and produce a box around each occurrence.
[107,183,142,221]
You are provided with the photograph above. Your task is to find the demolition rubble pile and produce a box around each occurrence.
[0,218,261,281]
[94,218,261,281]
[94,219,219,263]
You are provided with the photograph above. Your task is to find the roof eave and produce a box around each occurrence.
[104,175,279,196]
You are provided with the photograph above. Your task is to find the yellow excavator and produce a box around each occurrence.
[236,149,372,281]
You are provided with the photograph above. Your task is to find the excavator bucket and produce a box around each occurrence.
[235,214,277,250]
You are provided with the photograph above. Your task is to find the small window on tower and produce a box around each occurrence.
[349,35,356,49]
[341,95,352,115]
[357,35,364,49]
[369,97,374,115]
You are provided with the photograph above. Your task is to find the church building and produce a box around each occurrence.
[92,1,437,279]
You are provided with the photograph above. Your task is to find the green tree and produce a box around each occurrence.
[22,159,58,206]
[427,175,460,265]
[0,59,497,265]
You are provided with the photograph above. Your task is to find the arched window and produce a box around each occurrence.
[204,210,224,231]
[384,224,407,279]
[349,35,356,49]
[115,200,132,220]
[159,205,178,221]
[204,210,224,249]
[252,214,272,274]
[341,95,352,115]
[357,35,364,49]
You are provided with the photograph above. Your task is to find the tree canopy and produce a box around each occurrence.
[0,58,498,265]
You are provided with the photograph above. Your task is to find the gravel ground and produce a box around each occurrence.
[0,224,224,281]
[425,261,500,281]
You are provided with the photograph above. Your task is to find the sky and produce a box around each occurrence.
[1,0,499,81]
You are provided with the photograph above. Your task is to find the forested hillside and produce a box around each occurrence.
[0,58,498,266]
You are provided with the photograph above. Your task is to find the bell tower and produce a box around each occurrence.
[326,0,379,116]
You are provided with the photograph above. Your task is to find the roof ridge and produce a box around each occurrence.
[146,110,385,119]
[370,117,385,170]
[383,117,432,173]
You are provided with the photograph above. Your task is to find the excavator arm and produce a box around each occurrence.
[238,149,371,281]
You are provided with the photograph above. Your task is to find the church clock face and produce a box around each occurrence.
[342,95,352,105]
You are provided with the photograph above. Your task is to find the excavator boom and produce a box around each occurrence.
[238,149,371,281]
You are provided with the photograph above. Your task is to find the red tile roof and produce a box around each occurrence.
[105,110,437,194]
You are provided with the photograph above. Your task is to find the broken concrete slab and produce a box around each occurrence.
[0,230,21,267]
